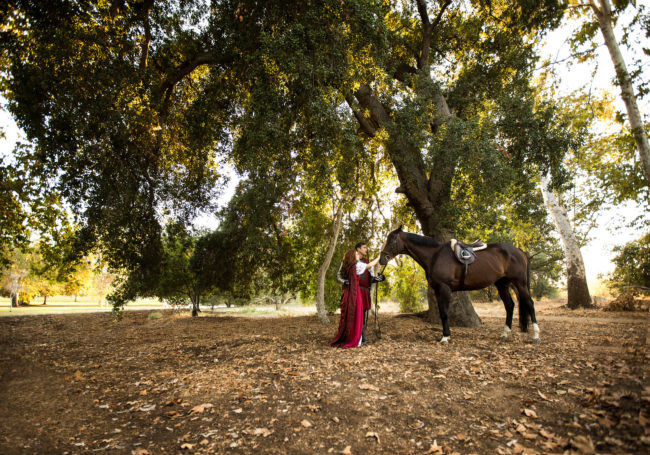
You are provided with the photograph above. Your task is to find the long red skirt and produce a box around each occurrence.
[330,280,364,349]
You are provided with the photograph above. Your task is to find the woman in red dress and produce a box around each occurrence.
[330,249,380,348]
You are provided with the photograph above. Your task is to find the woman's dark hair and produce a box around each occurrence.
[341,249,357,273]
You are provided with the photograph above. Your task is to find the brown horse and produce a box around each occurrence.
[379,225,540,344]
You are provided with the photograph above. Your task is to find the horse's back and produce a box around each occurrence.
[441,242,526,290]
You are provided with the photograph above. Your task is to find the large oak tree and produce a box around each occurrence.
[2,1,573,323]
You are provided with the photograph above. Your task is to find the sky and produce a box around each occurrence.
[1,4,648,286]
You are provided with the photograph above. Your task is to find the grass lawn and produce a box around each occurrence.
[0,296,328,317]
[0,295,163,316]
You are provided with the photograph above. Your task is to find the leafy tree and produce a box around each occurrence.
[89,254,117,307]
[0,157,28,267]
[607,232,650,293]
[2,1,575,325]
[61,259,93,301]
[29,247,64,305]
[564,0,650,184]
[154,223,220,317]
[0,247,30,306]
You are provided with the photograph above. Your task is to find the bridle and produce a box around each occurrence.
[375,234,399,338]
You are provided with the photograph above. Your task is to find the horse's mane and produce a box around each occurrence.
[405,233,440,248]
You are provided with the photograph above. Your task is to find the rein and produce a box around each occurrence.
[374,264,386,339]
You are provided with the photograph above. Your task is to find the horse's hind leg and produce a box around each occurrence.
[514,283,540,344]
[496,280,515,340]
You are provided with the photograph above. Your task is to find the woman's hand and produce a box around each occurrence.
[366,256,380,269]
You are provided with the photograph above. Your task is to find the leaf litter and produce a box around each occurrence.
[0,302,647,454]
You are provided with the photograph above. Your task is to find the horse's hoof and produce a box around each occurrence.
[500,335,508,341]
[532,338,541,344]
[440,336,450,344]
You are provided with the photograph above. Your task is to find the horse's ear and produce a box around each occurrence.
[390,222,403,232]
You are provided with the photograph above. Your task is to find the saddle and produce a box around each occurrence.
[450,239,487,267]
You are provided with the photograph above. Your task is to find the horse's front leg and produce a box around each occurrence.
[433,284,452,344]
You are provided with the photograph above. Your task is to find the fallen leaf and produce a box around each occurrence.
[180,443,194,450]
[342,445,352,455]
[522,408,537,418]
[190,403,213,414]
[253,428,272,437]
[569,435,595,454]
[539,429,555,439]
[409,420,425,429]
[365,431,380,444]
[359,384,379,391]
[73,370,84,381]
[426,440,444,454]
[598,416,615,428]
[132,449,149,455]
[301,419,312,428]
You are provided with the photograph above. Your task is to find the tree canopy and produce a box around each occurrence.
[3,1,642,313]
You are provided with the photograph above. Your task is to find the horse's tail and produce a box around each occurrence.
[518,250,531,332]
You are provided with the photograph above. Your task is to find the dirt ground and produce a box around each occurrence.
[0,299,648,455]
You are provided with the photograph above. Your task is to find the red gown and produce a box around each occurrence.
[329,263,364,349]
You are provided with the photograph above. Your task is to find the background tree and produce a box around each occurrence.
[565,0,650,184]
[0,247,30,307]
[153,223,223,317]
[61,259,93,302]
[607,232,650,293]
[29,247,64,305]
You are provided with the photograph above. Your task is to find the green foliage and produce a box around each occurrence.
[1,0,579,309]
[608,232,650,293]
[389,257,428,313]
[531,276,560,300]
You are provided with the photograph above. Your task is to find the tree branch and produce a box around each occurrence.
[415,0,432,68]
[160,51,214,114]
[344,94,377,137]
[139,0,155,72]
[431,0,452,30]
[415,0,451,69]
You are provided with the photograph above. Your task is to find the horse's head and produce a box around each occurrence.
[380,223,404,265]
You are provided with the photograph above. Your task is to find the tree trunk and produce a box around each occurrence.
[592,0,650,184]
[540,174,592,308]
[43,295,47,305]
[350,80,480,327]
[315,196,351,323]
[11,293,18,308]
[191,295,200,317]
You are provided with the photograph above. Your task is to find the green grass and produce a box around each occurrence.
[0,295,163,317]
[0,296,322,318]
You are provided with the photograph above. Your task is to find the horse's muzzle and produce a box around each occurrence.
[379,252,391,266]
